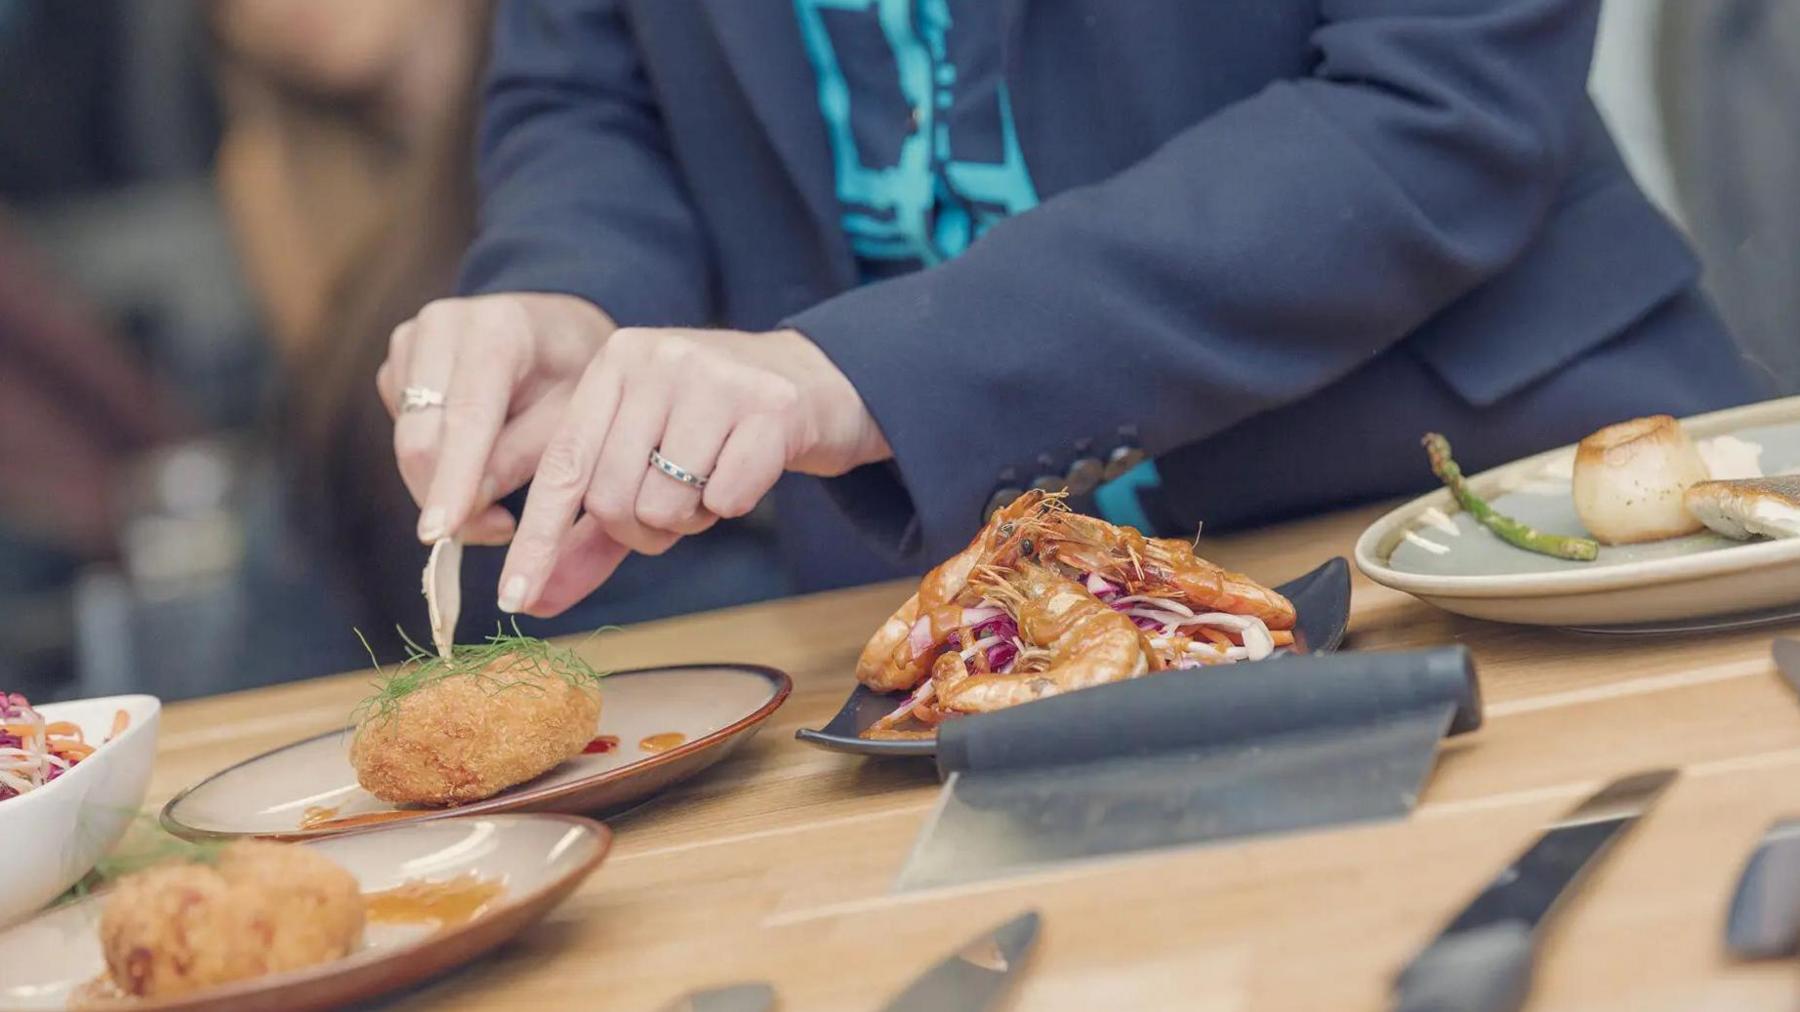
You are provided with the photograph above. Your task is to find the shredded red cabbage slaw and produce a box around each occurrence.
[0,693,127,802]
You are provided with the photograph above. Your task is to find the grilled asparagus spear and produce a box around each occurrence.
[1423,433,1599,562]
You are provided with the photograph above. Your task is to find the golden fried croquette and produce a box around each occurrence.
[350,652,602,806]
[98,841,364,998]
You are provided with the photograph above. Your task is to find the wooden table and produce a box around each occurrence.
[148,505,1800,1010]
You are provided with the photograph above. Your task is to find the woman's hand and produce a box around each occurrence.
[497,327,891,617]
[377,292,615,546]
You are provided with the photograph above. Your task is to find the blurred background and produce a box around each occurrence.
[2,0,1795,703]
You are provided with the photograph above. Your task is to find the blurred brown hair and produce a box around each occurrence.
[227,1,492,638]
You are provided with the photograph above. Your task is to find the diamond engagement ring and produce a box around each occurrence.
[401,386,446,413]
[648,448,709,490]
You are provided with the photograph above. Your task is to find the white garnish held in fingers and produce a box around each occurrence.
[423,537,464,661]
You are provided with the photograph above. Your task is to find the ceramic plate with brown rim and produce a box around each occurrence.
[0,814,608,1011]
[1355,395,1800,628]
[161,664,789,842]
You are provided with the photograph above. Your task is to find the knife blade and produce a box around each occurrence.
[658,982,776,1012]
[1774,639,1800,700]
[881,910,1040,1012]
[1392,769,1677,1012]
[1726,816,1800,959]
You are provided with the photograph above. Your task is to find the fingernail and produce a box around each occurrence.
[418,508,446,542]
[498,576,529,614]
[477,478,498,504]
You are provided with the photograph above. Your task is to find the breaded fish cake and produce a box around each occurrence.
[98,841,363,999]
[350,652,602,806]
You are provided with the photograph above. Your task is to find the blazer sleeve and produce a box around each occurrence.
[787,0,1602,564]
[457,0,713,327]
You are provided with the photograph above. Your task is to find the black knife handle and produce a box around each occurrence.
[1392,921,1534,1012]
[938,646,1482,776]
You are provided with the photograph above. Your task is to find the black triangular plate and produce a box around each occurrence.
[795,557,1353,758]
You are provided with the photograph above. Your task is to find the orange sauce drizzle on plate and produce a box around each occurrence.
[638,732,686,754]
[364,873,505,929]
[300,806,417,832]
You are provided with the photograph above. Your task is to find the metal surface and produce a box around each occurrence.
[1775,638,1800,700]
[1392,769,1677,1012]
[881,911,1040,1012]
[659,982,776,1012]
[1726,816,1800,959]
[897,704,1455,892]
[1567,605,1800,637]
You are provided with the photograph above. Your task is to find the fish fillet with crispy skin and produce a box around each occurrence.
[1684,476,1800,541]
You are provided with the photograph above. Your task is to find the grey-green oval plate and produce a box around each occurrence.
[1355,396,1800,628]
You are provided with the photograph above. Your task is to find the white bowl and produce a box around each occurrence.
[0,695,160,927]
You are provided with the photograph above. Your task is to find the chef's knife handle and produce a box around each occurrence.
[1392,921,1534,1012]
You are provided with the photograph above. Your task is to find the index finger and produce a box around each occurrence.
[498,360,623,613]
[418,344,517,542]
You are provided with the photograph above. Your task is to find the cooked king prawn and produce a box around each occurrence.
[858,495,1297,735]
[855,492,1049,692]
[1044,512,1297,630]
[932,564,1153,714]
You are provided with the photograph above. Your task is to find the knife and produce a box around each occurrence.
[658,982,776,1012]
[1392,769,1677,1012]
[1725,816,1800,959]
[882,910,1040,1012]
[1774,638,1800,701]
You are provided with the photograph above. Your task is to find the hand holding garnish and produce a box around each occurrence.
[496,326,890,617]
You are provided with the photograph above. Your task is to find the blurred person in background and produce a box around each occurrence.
[386,0,1758,621]
[216,0,792,656]
[0,223,189,695]
[1660,0,1800,398]
[0,0,248,699]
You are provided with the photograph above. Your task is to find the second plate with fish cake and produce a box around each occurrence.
[161,664,789,841]
[0,815,608,1011]
[1355,395,1800,628]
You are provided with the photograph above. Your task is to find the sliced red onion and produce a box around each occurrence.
[906,616,932,654]
[1114,594,1195,617]
[988,642,1018,671]
[881,680,936,724]
[1185,642,1232,661]
[959,635,1003,661]
[1238,619,1274,661]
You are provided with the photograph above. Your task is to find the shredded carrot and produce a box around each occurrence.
[109,709,130,741]
[1200,628,1235,649]
[1270,630,1295,647]
[52,741,95,760]
[42,721,82,739]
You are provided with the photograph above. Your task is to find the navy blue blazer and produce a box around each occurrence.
[460,0,1754,589]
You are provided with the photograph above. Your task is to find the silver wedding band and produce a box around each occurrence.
[648,448,709,490]
[401,386,446,413]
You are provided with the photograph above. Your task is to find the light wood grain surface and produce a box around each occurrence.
[146,504,1800,1010]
